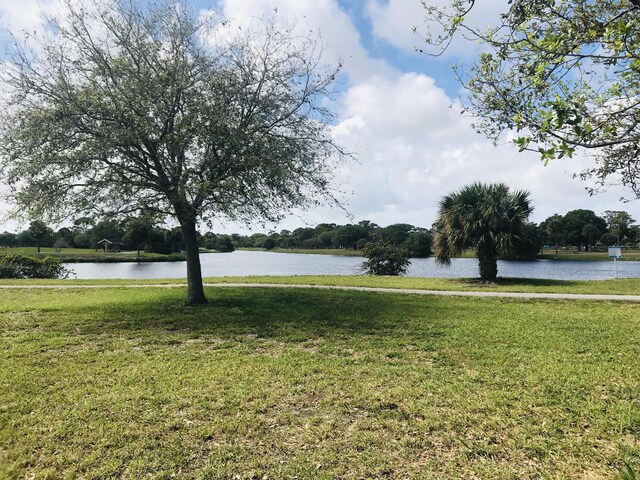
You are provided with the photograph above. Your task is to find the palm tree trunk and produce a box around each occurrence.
[477,242,498,281]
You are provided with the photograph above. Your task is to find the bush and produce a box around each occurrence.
[0,254,71,279]
[362,241,411,276]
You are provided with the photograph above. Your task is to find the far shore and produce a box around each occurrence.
[241,247,640,262]
[2,246,639,263]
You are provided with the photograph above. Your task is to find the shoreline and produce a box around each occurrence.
[2,247,639,263]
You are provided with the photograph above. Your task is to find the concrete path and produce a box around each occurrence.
[0,282,639,301]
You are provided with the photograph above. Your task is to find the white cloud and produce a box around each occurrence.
[366,0,505,58]
[0,0,636,234]
[366,0,425,52]
[215,0,393,82]
[0,0,45,33]
[300,67,638,229]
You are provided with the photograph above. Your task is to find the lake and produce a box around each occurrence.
[67,250,640,280]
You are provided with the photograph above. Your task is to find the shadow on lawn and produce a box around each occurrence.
[74,287,436,341]
[462,277,583,288]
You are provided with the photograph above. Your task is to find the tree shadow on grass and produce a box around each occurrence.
[71,287,438,342]
[460,277,583,288]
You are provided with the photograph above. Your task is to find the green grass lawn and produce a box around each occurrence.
[541,250,640,261]
[2,275,639,296]
[2,285,639,479]
[239,247,364,256]
[203,275,640,296]
[0,246,185,263]
[243,247,640,261]
[1,246,99,255]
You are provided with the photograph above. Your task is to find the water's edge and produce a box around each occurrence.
[66,250,640,281]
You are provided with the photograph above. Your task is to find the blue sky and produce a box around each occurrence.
[0,0,637,233]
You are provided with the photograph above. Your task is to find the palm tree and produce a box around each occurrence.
[433,182,533,281]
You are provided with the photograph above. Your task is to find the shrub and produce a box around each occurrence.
[362,241,411,276]
[0,254,71,279]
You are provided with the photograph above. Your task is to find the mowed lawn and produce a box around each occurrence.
[1,285,639,479]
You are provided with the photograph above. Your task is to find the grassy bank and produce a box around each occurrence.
[540,250,640,261]
[244,247,640,261]
[2,285,640,478]
[6,246,640,262]
[0,246,186,263]
[1,275,639,296]
[240,247,364,256]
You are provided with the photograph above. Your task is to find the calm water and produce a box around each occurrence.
[67,250,640,280]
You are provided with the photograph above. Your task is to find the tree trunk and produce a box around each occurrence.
[477,243,498,281]
[181,219,207,305]
[37,243,40,253]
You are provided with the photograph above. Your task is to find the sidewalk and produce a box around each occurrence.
[1,282,639,301]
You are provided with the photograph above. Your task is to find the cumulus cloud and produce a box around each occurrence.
[366,0,505,58]
[366,0,425,52]
[295,67,634,229]
[215,0,393,82]
[0,0,45,32]
[0,0,636,233]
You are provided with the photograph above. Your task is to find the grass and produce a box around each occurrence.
[540,251,640,261]
[2,285,640,478]
[1,246,99,255]
[203,275,640,296]
[6,246,640,262]
[240,247,364,256]
[1,275,639,296]
[245,246,640,261]
[0,246,185,263]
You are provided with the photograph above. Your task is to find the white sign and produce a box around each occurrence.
[608,246,622,259]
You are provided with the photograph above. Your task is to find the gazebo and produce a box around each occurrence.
[97,238,123,253]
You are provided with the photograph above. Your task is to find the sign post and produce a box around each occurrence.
[608,246,622,279]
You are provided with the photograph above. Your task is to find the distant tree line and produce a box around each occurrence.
[0,218,435,257]
[229,221,434,257]
[539,210,638,252]
[0,209,637,257]
[0,218,186,255]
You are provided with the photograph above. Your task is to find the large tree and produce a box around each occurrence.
[562,209,607,250]
[0,0,346,304]
[603,210,636,244]
[124,218,152,258]
[540,214,565,254]
[28,220,53,253]
[433,182,533,281]
[422,0,640,198]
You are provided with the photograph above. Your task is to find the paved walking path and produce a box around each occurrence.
[1,282,639,301]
